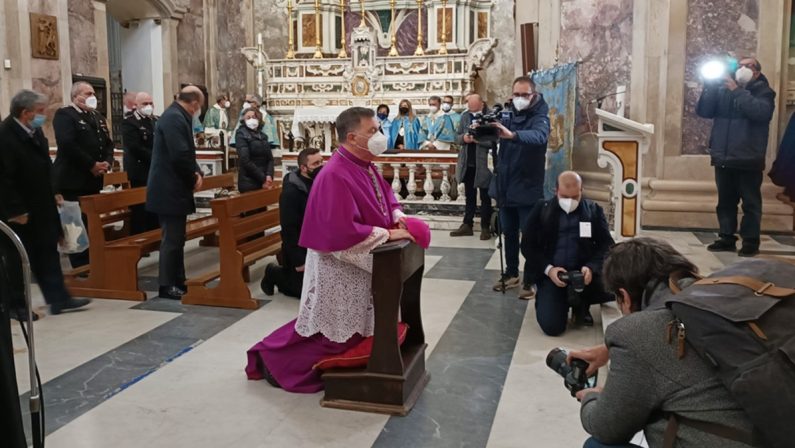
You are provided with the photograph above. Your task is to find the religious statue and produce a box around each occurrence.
[30,13,59,60]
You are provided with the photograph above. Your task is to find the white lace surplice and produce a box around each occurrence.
[295,227,391,343]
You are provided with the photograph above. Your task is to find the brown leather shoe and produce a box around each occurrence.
[450,223,474,237]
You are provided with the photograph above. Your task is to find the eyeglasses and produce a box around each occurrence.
[513,92,533,99]
[739,62,757,69]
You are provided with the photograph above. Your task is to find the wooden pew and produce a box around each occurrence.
[100,171,133,240]
[182,188,282,310]
[103,171,131,190]
[65,173,236,300]
[319,240,430,416]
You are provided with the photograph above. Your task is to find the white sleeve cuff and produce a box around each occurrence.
[544,265,554,276]
[392,209,407,224]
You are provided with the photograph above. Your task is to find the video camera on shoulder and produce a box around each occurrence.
[546,348,597,397]
[557,270,585,307]
[468,103,513,143]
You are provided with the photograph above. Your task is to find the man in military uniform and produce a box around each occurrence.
[52,81,115,268]
[121,91,159,234]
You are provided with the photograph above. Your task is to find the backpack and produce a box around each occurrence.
[664,257,795,448]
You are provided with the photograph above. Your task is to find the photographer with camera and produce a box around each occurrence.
[569,238,755,448]
[521,171,614,333]
[696,57,775,257]
[450,94,493,240]
[489,76,550,297]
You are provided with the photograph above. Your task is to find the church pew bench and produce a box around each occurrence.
[182,187,282,310]
[319,240,430,416]
[100,170,133,240]
[64,173,236,301]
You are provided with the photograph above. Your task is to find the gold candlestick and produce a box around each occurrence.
[286,0,295,59]
[338,0,348,58]
[388,0,398,56]
[414,0,425,56]
[359,0,366,27]
[313,0,323,58]
[438,0,448,55]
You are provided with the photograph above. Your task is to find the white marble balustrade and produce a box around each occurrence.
[280,151,462,204]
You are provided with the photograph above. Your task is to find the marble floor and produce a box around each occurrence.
[11,229,795,448]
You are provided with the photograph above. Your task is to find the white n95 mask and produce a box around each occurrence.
[558,198,580,214]
[367,132,389,156]
[85,95,98,110]
[735,67,754,85]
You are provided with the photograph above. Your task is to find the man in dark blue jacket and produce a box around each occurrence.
[521,172,614,336]
[490,76,550,297]
[146,86,205,300]
[696,57,775,257]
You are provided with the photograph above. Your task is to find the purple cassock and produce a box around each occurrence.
[245,146,403,393]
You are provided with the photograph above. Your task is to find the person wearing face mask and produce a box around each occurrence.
[569,238,757,448]
[389,99,422,150]
[123,91,137,118]
[520,171,614,335]
[235,108,274,193]
[146,86,206,300]
[488,76,550,297]
[52,81,115,268]
[121,91,159,234]
[203,94,232,135]
[261,147,324,298]
[443,95,462,129]
[420,95,456,150]
[245,107,419,393]
[696,57,776,257]
[0,89,91,315]
[376,104,392,136]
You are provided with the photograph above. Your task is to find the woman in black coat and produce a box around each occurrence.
[235,108,274,192]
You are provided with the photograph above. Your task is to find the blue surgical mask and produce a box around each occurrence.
[377,113,388,121]
[31,114,47,128]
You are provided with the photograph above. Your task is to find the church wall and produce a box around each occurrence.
[215,0,251,110]
[481,0,518,104]
[253,0,289,62]
[177,0,206,87]
[68,0,99,77]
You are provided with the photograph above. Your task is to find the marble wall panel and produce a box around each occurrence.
[177,0,206,86]
[253,0,289,60]
[28,0,66,141]
[681,0,758,155]
[559,0,633,136]
[67,0,98,77]
[216,0,250,109]
[482,0,518,104]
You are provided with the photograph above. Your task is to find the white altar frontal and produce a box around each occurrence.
[242,0,497,150]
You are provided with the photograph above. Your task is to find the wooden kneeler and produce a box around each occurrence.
[319,240,430,416]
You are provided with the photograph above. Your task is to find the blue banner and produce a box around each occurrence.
[532,63,578,199]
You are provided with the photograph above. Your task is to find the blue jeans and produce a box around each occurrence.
[499,206,533,281]
[583,437,642,448]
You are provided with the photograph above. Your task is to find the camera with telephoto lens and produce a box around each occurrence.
[546,347,594,397]
[557,270,585,307]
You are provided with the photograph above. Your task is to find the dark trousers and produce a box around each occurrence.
[269,265,304,298]
[6,226,71,306]
[583,437,641,448]
[500,206,533,283]
[715,167,763,247]
[536,275,612,337]
[130,179,159,235]
[463,167,493,228]
[158,214,187,289]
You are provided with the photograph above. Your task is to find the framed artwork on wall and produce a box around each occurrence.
[30,13,59,60]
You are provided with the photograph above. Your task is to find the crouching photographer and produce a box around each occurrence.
[568,238,756,448]
[521,171,614,336]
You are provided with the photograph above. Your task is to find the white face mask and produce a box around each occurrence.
[223,100,231,109]
[364,131,388,156]
[735,66,754,85]
[85,95,98,110]
[558,197,580,214]
[441,103,452,113]
[140,105,154,117]
[242,102,251,111]
[429,105,439,114]
[245,118,259,130]
[513,96,531,111]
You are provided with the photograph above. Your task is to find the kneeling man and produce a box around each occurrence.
[245,107,415,393]
[522,171,613,336]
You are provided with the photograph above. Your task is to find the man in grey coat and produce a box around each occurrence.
[450,94,494,240]
[146,86,205,300]
[572,238,756,448]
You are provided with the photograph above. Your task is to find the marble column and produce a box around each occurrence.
[92,0,111,114]
[161,17,181,103]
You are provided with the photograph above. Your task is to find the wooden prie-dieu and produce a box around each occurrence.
[319,240,430,416]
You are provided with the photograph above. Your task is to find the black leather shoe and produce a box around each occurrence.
[13,308,40,322]
[707,239,736,252]
[51,298,91,315]
[260,263,278,296]
[159,286,186,300]
[738,246,759,257]
[582,310,595,327]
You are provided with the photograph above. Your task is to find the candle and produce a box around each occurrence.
[257,33,263,46]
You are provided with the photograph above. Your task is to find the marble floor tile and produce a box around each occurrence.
[429,230,499,250]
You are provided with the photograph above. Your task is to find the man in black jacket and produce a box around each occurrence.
[521,171,613,336]
[490,76,550,299]
[696,57,776,257]
[146,86,205,300]
[261,147,323,298]
[0,90,91,314]
[52,81,115,268]
[121,91,159,234]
